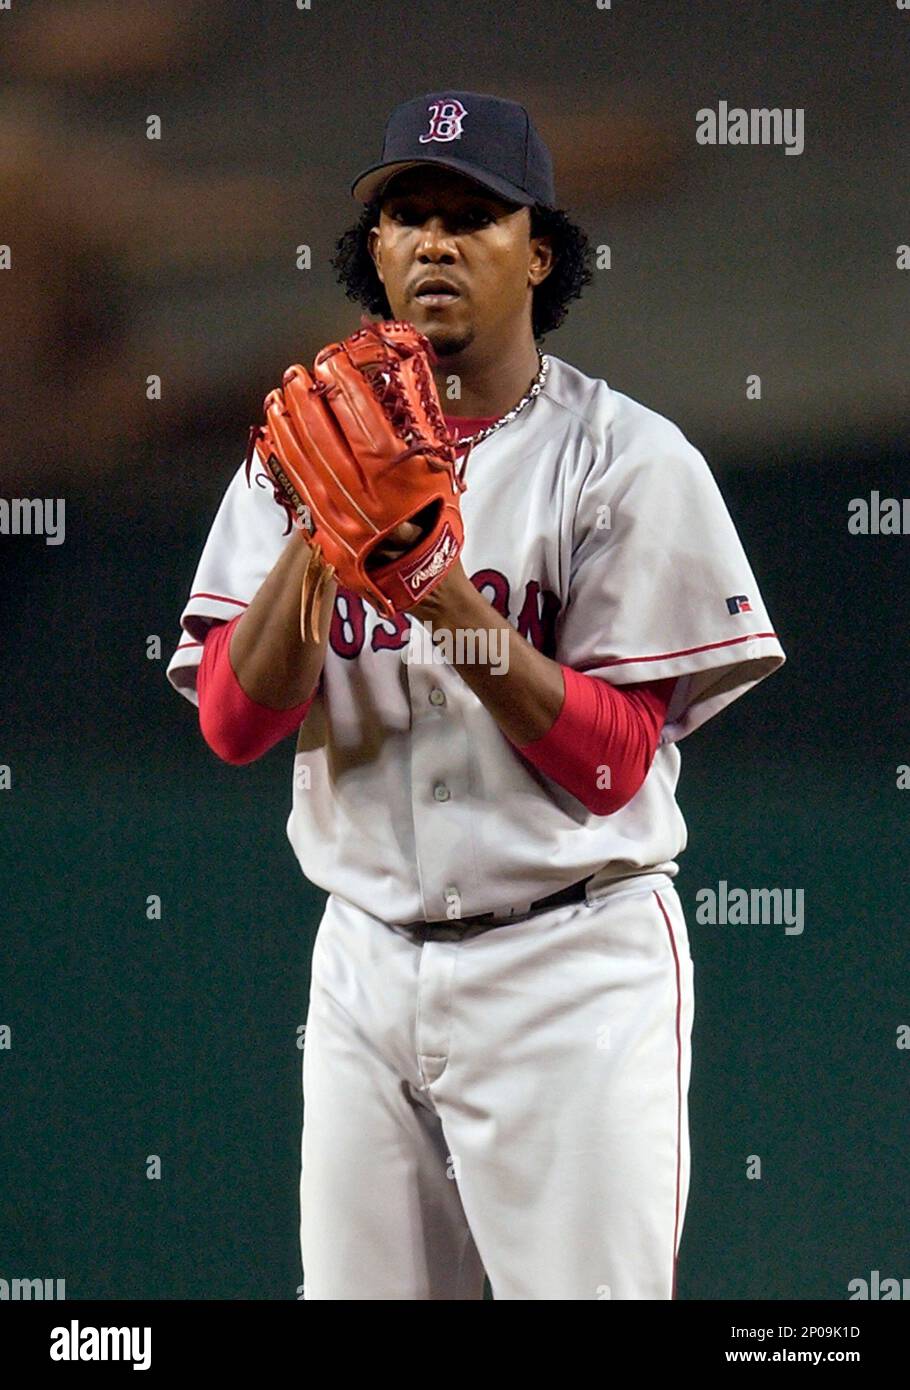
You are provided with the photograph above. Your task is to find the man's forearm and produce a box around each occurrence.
[410,563,565,745]
[229,533,337,709]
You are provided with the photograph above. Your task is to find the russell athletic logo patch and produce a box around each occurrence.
[726,594,753,614]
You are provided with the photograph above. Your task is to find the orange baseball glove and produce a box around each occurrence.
[245,318,469,641]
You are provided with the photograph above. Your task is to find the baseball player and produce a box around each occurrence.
[167,91,785,1300]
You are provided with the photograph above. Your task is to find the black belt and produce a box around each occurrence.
[417,875,593,930]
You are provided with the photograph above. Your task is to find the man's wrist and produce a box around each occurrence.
[410,561,482,626]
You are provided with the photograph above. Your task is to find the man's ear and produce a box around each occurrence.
[368,224,384,285]
[529,233,555,288]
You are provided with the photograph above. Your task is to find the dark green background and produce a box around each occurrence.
[1,439,906,1299]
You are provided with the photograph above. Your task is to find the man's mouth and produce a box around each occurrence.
[413,278,462,308]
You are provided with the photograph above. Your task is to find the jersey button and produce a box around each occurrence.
[433,783,451,802]
[429,687,446,707]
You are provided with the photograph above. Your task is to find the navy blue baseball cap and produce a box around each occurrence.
[350,91,556,208]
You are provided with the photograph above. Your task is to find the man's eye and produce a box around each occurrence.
[387,206,493,229]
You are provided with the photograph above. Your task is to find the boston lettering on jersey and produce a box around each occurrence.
[329,573,560,661]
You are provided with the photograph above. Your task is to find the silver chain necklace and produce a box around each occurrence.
[453,352,550,448]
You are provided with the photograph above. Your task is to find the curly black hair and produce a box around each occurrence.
[331,198,594,341]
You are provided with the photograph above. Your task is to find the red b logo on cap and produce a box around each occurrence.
[419,99,467,143]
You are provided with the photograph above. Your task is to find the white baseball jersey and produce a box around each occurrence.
[167,353,785,924]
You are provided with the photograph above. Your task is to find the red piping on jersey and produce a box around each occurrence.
[654,890,684,1301]
[580,631,778,668]
[189,591,249,607]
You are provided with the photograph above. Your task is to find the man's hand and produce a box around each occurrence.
[229,533,336,710]
[409,560,565,746]
[367,518,428,570]
[409,554,476,620]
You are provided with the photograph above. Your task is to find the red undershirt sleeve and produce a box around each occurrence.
[196,615,317,765]
[512,666,677,815]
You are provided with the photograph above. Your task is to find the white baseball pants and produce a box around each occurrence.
[299,872,695,1300]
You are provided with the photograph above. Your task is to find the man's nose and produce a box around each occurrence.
[416,217,457,259]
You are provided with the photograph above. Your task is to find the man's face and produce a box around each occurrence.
[367,166,553,358]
